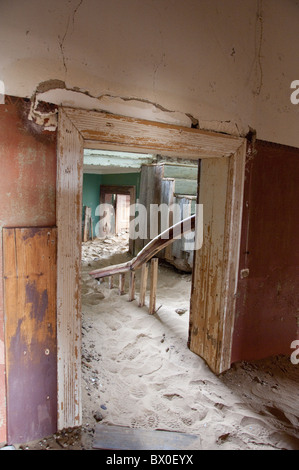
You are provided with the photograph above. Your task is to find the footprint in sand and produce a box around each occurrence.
[119,346,141,361]
[265,405,299,427]
[181,416,194,427]
[163,393,183,401]
[161,417,183,431]
[81,286,90,295]
[269,431,299,450]
[84,292,105,305]
[190,406,208,421]
[131,414,159,429]
[240,415,272,433]
[130,384,148,399]
[104,317,122,331]
[145,413,160,428]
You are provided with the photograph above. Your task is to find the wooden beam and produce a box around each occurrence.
[64,107,243,160]
[108,276,114,289]
[149,258,158,315]
[118,273,125,295]
[93,424,198,450]
[138,263,149,308]
[163,163,198,180]
[57,109,83,430]
[128,271,136,302]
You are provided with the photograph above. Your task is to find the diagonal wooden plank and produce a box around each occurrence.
[89,215,196,279]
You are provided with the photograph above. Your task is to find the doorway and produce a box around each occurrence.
[99,184,136,254]
[80,152,202,437]
[56,107,246,430]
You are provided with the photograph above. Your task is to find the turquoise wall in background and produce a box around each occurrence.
[82,173,101,236]
[82,172,141,237]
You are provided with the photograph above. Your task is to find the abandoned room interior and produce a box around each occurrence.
[0,0,298,451]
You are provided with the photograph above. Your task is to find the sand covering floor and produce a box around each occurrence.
[16,234,299,450]
[79,234,299,451]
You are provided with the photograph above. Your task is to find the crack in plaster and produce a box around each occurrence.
[108,94,199,127]
[254,0,264,96]
[153,52,166,95]
[58,0,84,77]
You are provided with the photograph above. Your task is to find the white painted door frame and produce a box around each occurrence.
[57,107,246,430]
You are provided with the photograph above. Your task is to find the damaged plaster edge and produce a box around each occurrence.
[28,80,247,138]
[197,119,245,138]
[29,81,195,130]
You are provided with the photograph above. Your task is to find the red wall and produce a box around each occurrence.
[232,140,299,363]
[0,98,56,444]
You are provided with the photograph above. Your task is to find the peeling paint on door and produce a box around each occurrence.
[3,227,57,444]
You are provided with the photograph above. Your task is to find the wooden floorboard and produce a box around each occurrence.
[93,424,198,450]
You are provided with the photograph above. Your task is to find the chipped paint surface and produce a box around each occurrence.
[3,227,57,444]
[0,100,56,443]
[26,282,49,324]
[56,109,83,430]
[64,107,242,160]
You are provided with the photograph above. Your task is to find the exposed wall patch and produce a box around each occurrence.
[29,81,195,129]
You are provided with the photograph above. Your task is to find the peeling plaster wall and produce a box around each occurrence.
[0,0,299,146]
[0,100,57,444]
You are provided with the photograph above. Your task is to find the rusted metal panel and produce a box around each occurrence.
[3,227,57,444]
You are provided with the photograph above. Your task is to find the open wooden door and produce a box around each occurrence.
[115,194,131,233]
[189,145,246,374]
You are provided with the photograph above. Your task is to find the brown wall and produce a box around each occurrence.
[232,140,299,363]
[0,98,56,443]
